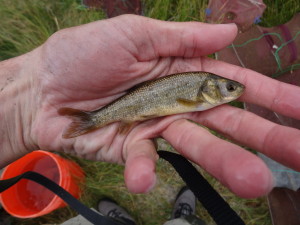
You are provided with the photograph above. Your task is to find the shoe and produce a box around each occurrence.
[98,198,137,225]
[171,187,196,219]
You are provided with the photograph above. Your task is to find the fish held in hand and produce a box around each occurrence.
[58,72,245,138]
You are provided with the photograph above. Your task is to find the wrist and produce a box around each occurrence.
[0,50,39,167]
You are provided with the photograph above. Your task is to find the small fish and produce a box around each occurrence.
[59,72,245,138]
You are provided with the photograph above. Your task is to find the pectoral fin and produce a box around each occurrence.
[118,122,136,135]
[176,98,204,107]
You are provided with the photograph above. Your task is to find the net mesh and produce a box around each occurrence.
[206,0,300,185]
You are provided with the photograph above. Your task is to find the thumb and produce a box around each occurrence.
[124,139,158,193]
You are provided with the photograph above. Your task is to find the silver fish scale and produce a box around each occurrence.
[92,72,214,126]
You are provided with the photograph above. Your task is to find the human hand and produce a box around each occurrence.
[5,15,300,198]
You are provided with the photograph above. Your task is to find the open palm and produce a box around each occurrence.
[30,15,300,198]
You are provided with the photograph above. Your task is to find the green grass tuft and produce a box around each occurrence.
[0,0,106,60]
[143,0,208,22]
[261,0,300,27]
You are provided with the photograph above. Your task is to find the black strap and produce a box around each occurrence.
[158,150,245,225]
[0,171,120,225]
[0,151,245,225]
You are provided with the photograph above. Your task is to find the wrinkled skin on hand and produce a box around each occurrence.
[28,15,300,198]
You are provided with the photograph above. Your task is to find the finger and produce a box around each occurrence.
[123,139,158,193]
[113,15,238,60]
[202,58,300,120]
[162,119,274,198]
[148,21,238,58]
[190,104,300,171]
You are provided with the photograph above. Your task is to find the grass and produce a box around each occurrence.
[144,0,208,21]
[260,0,300,27]
[0,0,106,60]
[0,0,299,224]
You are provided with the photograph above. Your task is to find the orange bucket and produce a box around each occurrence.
[0,150,85,218]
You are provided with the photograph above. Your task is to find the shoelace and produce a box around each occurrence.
[107,209,123,219]
[0,151,245,225]
[174,203,194,218]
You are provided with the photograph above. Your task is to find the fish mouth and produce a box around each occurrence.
[233,81,245,95]
[239,83,246,94]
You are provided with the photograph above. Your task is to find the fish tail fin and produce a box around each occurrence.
[58,107,96,138]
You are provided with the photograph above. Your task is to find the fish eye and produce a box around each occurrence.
[226,82,236,92]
